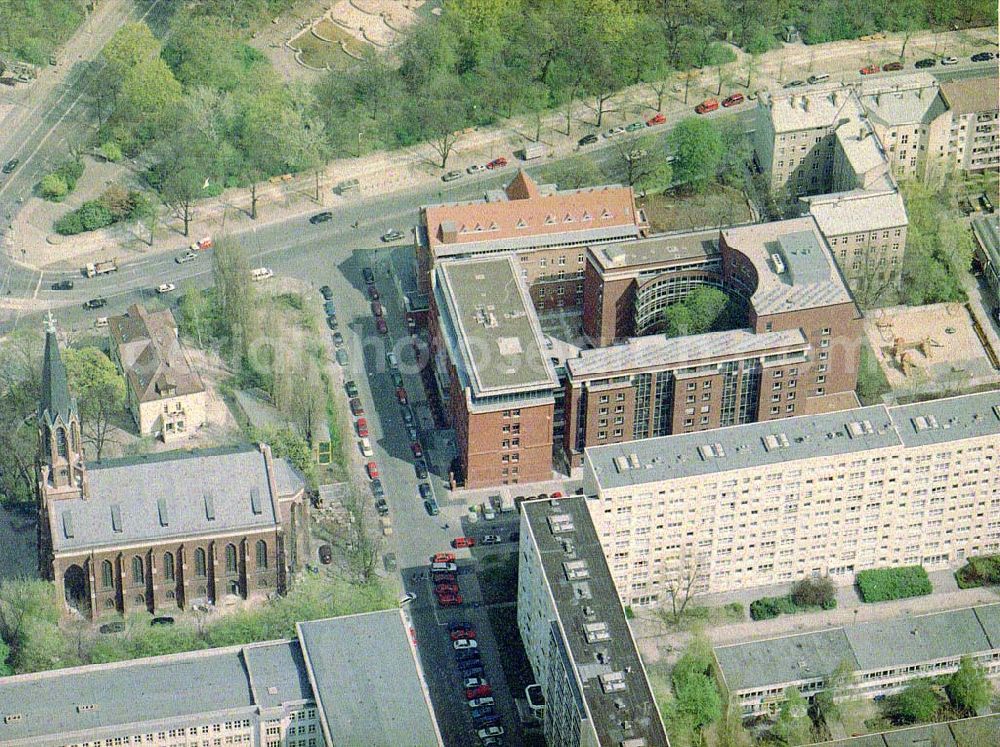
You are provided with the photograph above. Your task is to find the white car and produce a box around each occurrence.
[464,676,488,689]
[453,638,478,650]
[467,164,487,174]
[156,283,176,294]
[360,437,373,457]
[468,697,495,709]
[481,534,502,545]
[431,561,458,573]
[386,351,399,369]
[603,126,625,138]
[398,592,416,605]
[175,251,197,264]
[941,56,959,65]
[477,726,504,739]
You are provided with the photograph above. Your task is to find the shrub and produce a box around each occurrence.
[98,141,123,162]
[53,211,84,235]
[791,576,837,609]
[54,159,84,191]
[750,595,797,620]
[955,555,1000,589]
[887,680,940,725]
[39,173,69,201]
[78,200,115,231]
[856,566,932,603]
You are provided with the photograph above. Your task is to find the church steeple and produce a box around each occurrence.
[38,314,83,491]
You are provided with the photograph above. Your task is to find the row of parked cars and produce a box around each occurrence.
[431,554,462,606]
[782,52,996,89]
[438,609,504,744]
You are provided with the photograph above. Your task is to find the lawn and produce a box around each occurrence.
[293,21,368,71]
[638,185,751,233]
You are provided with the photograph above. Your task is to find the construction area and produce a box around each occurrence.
[864,303,1000,394]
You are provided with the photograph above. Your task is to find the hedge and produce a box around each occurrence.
[750,592,836,621]
[856,566,932,603]
[955,555,1000,589]
[54,187,150,236]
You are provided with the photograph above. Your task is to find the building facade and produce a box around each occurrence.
[108,304,207,442]
[518,496,669,747]
[716,603,1000,717]
[940,76,1000,173]
[0,610,442,747]
[583,391,1000,606]
[37,324,308,619]
[972,214,999,304]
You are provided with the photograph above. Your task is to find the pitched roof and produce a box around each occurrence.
[108,304,204,404]
[39,319,76,427]
[939,76,999,115]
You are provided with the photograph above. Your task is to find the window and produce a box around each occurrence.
[683,418,694,426]
[770,406,780,415]
[131,556,144,586]
[599,395,609,404]
[56,427,68,459]
[163,552,175,582]
[225,544,238,574]
[703,381,711,389]
[256,540,268,570]
[194,548,207,578]
[101,559,114,589]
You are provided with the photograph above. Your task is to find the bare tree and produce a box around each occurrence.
[849,242,900,309]
[659,547,704,625]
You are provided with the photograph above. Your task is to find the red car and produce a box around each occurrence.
[860,64,880,75]
[368,285,380,300]
[432,552,456,563]
[466,685,492,700]
[432,572,457,584]
[350,398,364,416]
[452,536,476,549]
[451,628,476,641]
[486,157,508,169]
[437,592,463,607]
[646,112,666,126]
[356,417,369,437]
[551,491,564,499]
[397,387,408,404]
[376,318,388,335]
[721,92,744,107]
[695,98,719,114]
[367,461,379,480]
[411,441,423,458]
[434,582,460,595]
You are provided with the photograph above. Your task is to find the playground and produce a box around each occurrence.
[864,303,1000,393]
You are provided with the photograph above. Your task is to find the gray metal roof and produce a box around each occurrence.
[814,715,1000,747]
[567,328,807,379]
[889,391,1000,449]
[522,496,669,746]
[297,611,442,747]
[590,228,720,273]
[972,214,999,270]
[39,325,76,427]
[805,189,909,236]
[52,446,301,553]
[716,628,856,692]
[432,224,641,259]
[588,402,899,490]
[973,602,1000,649]
[244,639,313,708]
[435,255,558,396]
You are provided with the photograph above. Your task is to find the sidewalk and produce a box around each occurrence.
[631,570,1000,665]
[7,26,995,274]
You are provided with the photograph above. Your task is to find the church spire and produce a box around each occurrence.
[39,312,76,427]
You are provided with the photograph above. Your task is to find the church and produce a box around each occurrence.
[36,319,309,619]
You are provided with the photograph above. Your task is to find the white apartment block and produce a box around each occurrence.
[582,391,1000,607]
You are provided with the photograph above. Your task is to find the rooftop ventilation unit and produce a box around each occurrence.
[763,433,790,451]
[564,560,590,581]
[912,415,939,432]
[548,514,575,534]
[771,253,786,274]
[697,442,726,461]
[613,456,630,473]
[584,621,611,643]
[76,704,98,713]
[561,539,575,555]
[846,419,875,438]
[599,672,628,693]
[3,715,23,724]
[628,453,641,469]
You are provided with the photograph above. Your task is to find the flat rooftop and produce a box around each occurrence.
[522,496,669,747]
[940,75,999,115]
[815,715,1000,747]
[434,255,559,397]
[298,611,441,747]
[589,227,720,274]
[567,328,807,379]
[716,604,1000,694]
[721,216,855,316]
[805,189,909,236]
[587,390,1000,490]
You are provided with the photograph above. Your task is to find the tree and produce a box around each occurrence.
[178,286,211,348]
[888,680,939,724]
[790,576,836,609]
[662,286,739,337]
[613,135,673,191]
[62,347,126,460]
[39,173,68,201]
[0,578,64,672]
[413,75,467,169]
[0,331,42,504]
[659,547,703,625]
[211,237,258,362]
[675,672,723,731]
[540,156,607,191]
[159,156,206,238]
[668,117,724,192]
[773,688,812,745]
[946,656,991,715]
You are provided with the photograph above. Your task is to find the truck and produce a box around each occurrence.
[83,258,118,278]
[499,494,515,513]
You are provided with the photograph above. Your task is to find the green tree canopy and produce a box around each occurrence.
[946,656,991,715]
[888,680,940,724]
[62,347,126,460]
[663,286,741,337]
[668,117,724,192]
[773,687,812,745]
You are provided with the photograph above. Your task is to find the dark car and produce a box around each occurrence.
[345,380,359,398]
[323,300,336,315]
[151,616,174,626]
[915,58,936,68]
[455,649,480,662]
[432,572,457,584]
[309,211,333,224]
[99,621,125,634]
[882,61,904,71]
[326,315,338,330]
[391,370,404,388]
[375,499,389,517]
[320,285,334,300]
[783,80,805,88]
[368,285,380,300]
[578,133,598,146]
[972,51,997,62]
[332,331,345,347]
[363,267,375,284]
[401,407,414,426]
[51,279,74,290]
[376,318,388,335]
[350,397,364,416]
[83,297,107,309]
[415,460,428,479]
[318,544,333,564]
[424,499,439,516]
[418,482,432,500]
[381,229,405,242]
[371,479,385,498]
[335,348,348,366]
[2,158,18,174]
[459,663,485,677]
[371,300,383,317]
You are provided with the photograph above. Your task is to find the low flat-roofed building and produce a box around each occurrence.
[815,715,1000,747]
[716,604,1000,717]
[518,495,669,747]
[583,390,1000,603]
[431,254,560,487]
[0,609,439,747]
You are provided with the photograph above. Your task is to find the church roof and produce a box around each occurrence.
[48,446,304,553]
[39,320,76,427]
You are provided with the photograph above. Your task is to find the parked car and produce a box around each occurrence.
[578,133,598,146]
[431,561,458,573]
[367,461,379,480]
[320,285,334,300]
[371,300,383,317]
[356,418,368,437]
[458,661,484,676]
[407,424,419,442]
[806,73,829,84]
[469,697,495,709]
[99,621,125,634]
[326,315,339,331]
[401,407,414,425]
[859,64,880,74]
[367,284,380,300]
[646,112,666,126]
[83,298,107,310]
[625,121,645,132]
[399,591,416,605]
[433,552,456,563]
[350,398,364,416]
[915,58,936,68]
[151,616,175,626]
[376,318,388,335]
[323,300,336,315]
[478,727,504,740]
[486,157,508,169]
[481,534,502,545]
[452,536,476,549]
[332,331,344,347]
[721,92,744,107]
[466,685,492,699]
[882,61,904,71]
[415,460,428,479]
[411,441,423,458]
[360,437,373,457]
[176,250,198,264]
[156,283,176,294]
[451,628,476,641]
[464,676,488,689]
[941,56,959,66]
[362,267,375,284]
[345,380,359,397]
[432,572,457,584]
[2,158,19,174]
[455,649,481,663]
[335,348,349,366]
[695,98,719,114]
[425,499,440,516]
[418,483,432,500]
[381,229,405,242]
[467,163,487,174]
[309,211,333,224]
[375,498,389,516]
[371,479,385,498]
[603,126,625,138]
[442,170,464,182]
[318,544,332,564]
[972,52,997,62]
[469,706,495,720]
[396,387,408,404]
[436,590,461,605]
[783,79,806,88]
[437,583,461,595]
[51,279,74,290]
